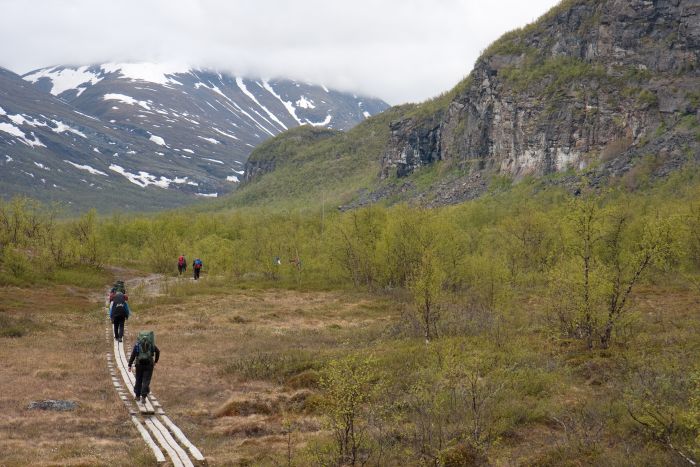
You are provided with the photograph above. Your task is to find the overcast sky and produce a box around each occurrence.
[0,0,560,104]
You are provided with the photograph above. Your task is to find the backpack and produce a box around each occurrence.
[194,259,202,269]
[112,292,127,319]
[114,280,126,294]
[178,256,185,266]
[136,331,155,366]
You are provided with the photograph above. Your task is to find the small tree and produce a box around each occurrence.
[72,209,104,268]
[555,194,678,349]
[320,355,376,466]
[410,249,445,343]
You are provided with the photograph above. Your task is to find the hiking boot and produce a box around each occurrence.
[141,396,147,403]
[117,337,122,342]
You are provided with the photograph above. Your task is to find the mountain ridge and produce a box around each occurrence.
[0,63,389,211]
[237,0,699,209]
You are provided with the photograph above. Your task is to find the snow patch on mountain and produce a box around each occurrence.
[101,63,188,86]
[7,114,48,128]
[197,136,220,144]
[236,77,288,130]
[226,175,240,182]
[51,120,87,138]
[0,122,45,147]
[64,160,108,176]
[296,96,315,109]
[103,93,151,110]
[213,128,238,140]
[206,83,276,136]
[262,80,302,125]
[149,135,166,146]
[203,157,224,164]
[307,115,332,127]
[23,65,103,96]
[109,164,184,188]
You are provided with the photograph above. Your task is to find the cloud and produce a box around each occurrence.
[0,0,560,104]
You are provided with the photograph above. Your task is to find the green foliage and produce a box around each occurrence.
[319,355,378,465]
[624,354,699,464]
[409,248,445,342]
[0,197,105,285]
[224,106,408,210]
[549,192,680,348]
[500,56,607,94]
[637,88,659,108]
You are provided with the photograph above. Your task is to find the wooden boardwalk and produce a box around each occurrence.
[105,301,205,465]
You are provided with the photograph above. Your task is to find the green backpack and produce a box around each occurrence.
[136,331,155,365]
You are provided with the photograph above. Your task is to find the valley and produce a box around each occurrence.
[0,246,698,465]
[1,0,699,465]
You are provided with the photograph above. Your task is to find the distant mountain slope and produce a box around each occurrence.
[0,66,200,211]
[236,0,699,209]
[24,64,387,164]
[0,63,388,211]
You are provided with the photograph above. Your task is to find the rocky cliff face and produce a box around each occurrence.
[381,0,699,183]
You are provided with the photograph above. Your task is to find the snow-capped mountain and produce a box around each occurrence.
[0,63,388,211]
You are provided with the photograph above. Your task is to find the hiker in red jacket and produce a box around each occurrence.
[177,254,187,275]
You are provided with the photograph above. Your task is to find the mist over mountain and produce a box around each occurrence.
[0,63,388,211]
[237,0,700,209]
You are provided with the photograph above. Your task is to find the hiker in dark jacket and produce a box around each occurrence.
[109,292,130,342]
[128,340,160,402]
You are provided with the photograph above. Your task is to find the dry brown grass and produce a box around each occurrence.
[0,282,154,466]
[1,273,696,465]
[114,281,399,465]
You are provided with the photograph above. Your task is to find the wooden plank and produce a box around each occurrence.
[131,416,166,463]
[113,339,136,401]
[144,418,186,467]
[149,416,194,467]
[106,300,202,464]
[137,401,155,415]
[161,415,205,461]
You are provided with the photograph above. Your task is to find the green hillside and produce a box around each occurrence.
[230,0,699,210]
[216,106,410,210]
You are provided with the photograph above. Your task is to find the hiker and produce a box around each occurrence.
[128,331,160,403]
[193,258,203,280]
[177,254,187,275]
[108,287,128,303]
[109,291,130,342]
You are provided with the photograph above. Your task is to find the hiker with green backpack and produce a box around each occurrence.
[128,331,160,403]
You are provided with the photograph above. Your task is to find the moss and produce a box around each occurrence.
[500,55,608,95]
[687,91,700,109]
[637,89,658,108]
